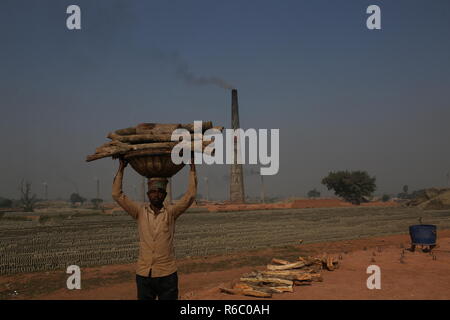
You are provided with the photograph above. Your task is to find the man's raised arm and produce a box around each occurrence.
[171,162,197,220]
[112,158,141,219]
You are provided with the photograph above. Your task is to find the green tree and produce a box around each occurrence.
[381,194,391,202]
[398,185,410,199]
[307,188,321,198]
[70,193,86,206]
[321,171,376,205]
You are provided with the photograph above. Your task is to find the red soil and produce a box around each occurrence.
[204,199,398,212]
[3,230,449,300]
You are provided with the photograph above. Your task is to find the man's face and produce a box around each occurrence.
[147,188,167,207]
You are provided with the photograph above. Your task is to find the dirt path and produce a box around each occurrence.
[2,230,450,300]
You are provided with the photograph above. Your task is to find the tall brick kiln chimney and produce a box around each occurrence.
[230,89,245,203]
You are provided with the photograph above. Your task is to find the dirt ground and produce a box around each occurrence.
[202,199,397,212]
[2,230,450,300]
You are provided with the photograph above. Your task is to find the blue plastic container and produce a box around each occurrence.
[409,224,437,245]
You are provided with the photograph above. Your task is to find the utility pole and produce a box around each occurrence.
[42,182,48,200]
[260,174,266,204]
[94,177,100,199]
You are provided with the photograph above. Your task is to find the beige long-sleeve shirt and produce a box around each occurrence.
[112,167,197,277]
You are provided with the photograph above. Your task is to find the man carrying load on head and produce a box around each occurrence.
[112,157,197,300]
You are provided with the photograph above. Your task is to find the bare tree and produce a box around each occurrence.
[19,179,38,212]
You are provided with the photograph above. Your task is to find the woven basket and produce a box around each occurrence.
[124,150,185,178]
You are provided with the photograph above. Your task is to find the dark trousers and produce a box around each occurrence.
[136,270,178,300]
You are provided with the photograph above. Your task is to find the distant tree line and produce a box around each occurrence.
[396,185,427,200]
[1,179,105,212]
[307,188,321,198]
[0,197,13,208]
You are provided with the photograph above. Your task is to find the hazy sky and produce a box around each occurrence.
[1,0,449,201]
